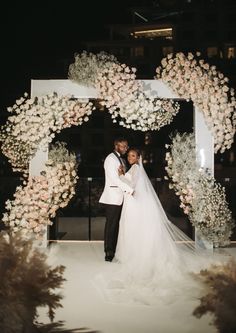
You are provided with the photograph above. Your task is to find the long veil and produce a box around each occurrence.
[137,155,196,252]
[93,157,229,305]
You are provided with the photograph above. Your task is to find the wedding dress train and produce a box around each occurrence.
[94,159,228,306]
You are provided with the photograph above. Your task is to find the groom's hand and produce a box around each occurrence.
[118,165,125,176]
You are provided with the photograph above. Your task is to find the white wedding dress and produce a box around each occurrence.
[94,159,228,305]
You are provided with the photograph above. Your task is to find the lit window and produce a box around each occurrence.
[207,47,218,58]
[131,46,144,57]
[132,28,172,39]
[227,47,236,59]
[162,46,174,56]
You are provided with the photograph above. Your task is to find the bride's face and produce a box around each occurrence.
[127,150,139,165]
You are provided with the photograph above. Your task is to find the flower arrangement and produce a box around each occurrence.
[156,52,236,153]
[193,259,236,333]
[69,51,180,131]
[165,132,234,246]
[0,92,94,174]
[2,142,78,238]
[68,50,118,87]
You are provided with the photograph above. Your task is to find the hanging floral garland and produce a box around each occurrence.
[2,143,78,238]
[156,52,236,153]
[69,51,180,131]
[165,132,234,247]
[0,93,94,174]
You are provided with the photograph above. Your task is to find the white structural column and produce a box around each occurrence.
[29,80,98,245]
[194,107,214,174]
[29,79,99,178]
[194,107,214,250]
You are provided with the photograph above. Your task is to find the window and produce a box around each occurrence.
[131,46,144,57]
[207,46,218,58]
[110,47,130,57]
[110,48,124,56]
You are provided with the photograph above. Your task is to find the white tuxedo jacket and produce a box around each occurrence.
[99,152,134,205]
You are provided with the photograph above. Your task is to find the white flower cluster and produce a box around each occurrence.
[191,175,234,247]
[2,143,78,238]
[68,51,118,87]
[165,132,234,246]
[68,52,180,131]
[0,93,94,173]
[156,52,236,153]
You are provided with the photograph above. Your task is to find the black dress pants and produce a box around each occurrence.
[104,204,122,256]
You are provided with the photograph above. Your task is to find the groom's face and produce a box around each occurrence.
[115,141,128,156]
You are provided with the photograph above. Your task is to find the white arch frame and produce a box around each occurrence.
[30,79,214,249]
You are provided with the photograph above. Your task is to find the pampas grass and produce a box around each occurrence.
[193,259,236,333]
[0,231,65,333]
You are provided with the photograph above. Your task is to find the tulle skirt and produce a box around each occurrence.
[94,171,230,306]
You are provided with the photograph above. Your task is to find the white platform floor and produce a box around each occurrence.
[38,242,236,333]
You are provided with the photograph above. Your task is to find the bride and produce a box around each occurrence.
[95,148,227,305]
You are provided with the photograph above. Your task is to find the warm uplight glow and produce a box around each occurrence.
[132,28,172,39]
[227,46,236,59]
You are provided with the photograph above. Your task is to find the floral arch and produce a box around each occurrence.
[0,51,235,247]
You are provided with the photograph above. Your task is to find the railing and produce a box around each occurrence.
[0,176,236,241]
[44,176,236,241]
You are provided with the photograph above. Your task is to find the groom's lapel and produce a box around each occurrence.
[113,151,123,165]
[113,151,128,172]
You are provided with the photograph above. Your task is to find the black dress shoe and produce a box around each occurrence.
[105,255,113,262]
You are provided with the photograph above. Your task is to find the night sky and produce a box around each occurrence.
[2,0,156,111]
[4,1,136,55]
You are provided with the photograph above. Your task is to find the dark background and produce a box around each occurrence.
[2,0,140,109]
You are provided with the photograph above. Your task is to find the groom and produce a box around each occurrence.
[99,137,133,262]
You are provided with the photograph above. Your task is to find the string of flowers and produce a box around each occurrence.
[165,132,234,246]
[156,52,236,153]
[0,93,94,174]
[2,142,78,238]
[69,51,180,131]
